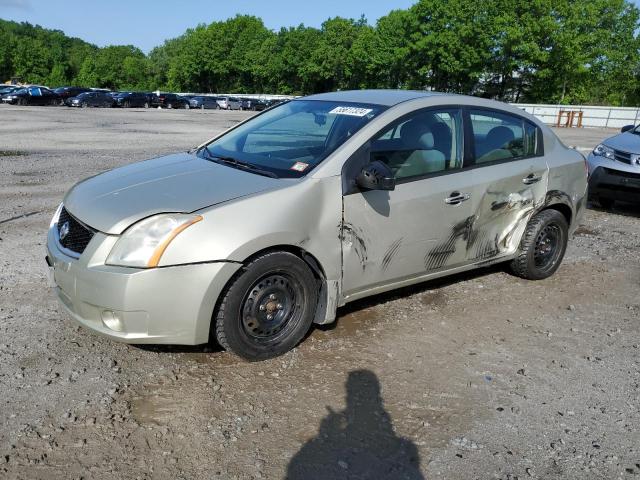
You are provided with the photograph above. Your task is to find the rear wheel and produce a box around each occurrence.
[510,209,568,280]
[214,251,318,361]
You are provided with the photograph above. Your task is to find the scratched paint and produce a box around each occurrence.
[381,238,403,271]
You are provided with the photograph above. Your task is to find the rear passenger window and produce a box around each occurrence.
[371,109,463,180]
[470,110,533,164]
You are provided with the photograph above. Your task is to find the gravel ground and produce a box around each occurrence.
[0,105,638,480]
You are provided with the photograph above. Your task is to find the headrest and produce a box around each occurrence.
[486,126,515,148]
[400,120,434,149]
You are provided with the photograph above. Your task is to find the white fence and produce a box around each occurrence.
[512,103,640,129]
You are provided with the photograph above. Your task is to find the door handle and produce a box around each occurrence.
[444,191,471,205]
[522,174,541,185]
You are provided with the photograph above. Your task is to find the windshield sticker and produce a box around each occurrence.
[329,106,373,117]
[290,162,309,172]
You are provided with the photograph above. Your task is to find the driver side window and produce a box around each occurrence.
[370,108,463,181]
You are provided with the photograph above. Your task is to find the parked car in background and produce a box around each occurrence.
[587,124,640,208]
[0,85,21,96]
[252,99,268,111]
[217,96,242,110]
[66,91,114,108]
[1,86,61,106]
[54,87,92,103]
[151,93,189,109]
[238,98,267,111]
[114,92,151,108]
[188,96,221,109]
[46,90,587,361]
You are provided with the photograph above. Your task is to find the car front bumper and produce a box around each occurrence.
[46,226,241,345]
[587,153,640,203]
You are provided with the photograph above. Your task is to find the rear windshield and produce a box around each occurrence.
[199,100,386,178]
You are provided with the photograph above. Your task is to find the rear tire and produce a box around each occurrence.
[510,209,568,280]
[214,251,318,361]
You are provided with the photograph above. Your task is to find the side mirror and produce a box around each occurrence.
[356,160,395,191]
[621,124,635,133]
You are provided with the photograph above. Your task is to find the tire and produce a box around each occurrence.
[597,196,615,210]
[510,209,569,280]
[214,251,318,361]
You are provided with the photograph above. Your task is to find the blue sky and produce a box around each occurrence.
[0,0,416,52]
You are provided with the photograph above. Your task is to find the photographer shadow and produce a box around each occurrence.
[286,369,424,480]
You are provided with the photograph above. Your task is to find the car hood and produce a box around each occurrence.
[63,153,284,234]
[603,132,640,153]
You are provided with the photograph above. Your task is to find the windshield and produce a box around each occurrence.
[198,100,386,178]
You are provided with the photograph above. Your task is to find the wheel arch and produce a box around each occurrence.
[209,244,336,345]
[537,190,574,227]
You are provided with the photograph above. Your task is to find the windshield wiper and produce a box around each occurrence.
[200,146,279,178]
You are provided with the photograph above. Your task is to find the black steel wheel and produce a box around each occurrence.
[214,251,318,361]
[510,209,568,280]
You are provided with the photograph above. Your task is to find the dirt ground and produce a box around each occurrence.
[0,105,638,480]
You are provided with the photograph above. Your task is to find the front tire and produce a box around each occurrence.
[214,251,318,361]
[510,209,568,280]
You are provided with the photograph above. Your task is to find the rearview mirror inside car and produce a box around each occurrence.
[356,160,395,191]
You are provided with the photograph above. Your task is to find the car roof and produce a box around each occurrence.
[302,89,449,107]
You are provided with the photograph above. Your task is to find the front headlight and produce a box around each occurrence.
[106,214,202,268]
[593,144,615,160]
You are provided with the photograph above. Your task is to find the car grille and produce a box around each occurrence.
[613,149,632,165]
[604,167,640,179]
[57,207,95,256]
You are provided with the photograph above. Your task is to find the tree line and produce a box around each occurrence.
[1,0,639,105]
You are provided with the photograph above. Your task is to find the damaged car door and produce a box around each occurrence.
[459,109,549,263]
[341,107,479,299]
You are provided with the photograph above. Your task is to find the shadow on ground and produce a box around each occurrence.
[286,369,424,480]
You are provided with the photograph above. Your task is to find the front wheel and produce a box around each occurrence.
[510,209,568,280]
[214,251,318,361]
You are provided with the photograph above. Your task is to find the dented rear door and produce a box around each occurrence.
[461,109,549,264]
